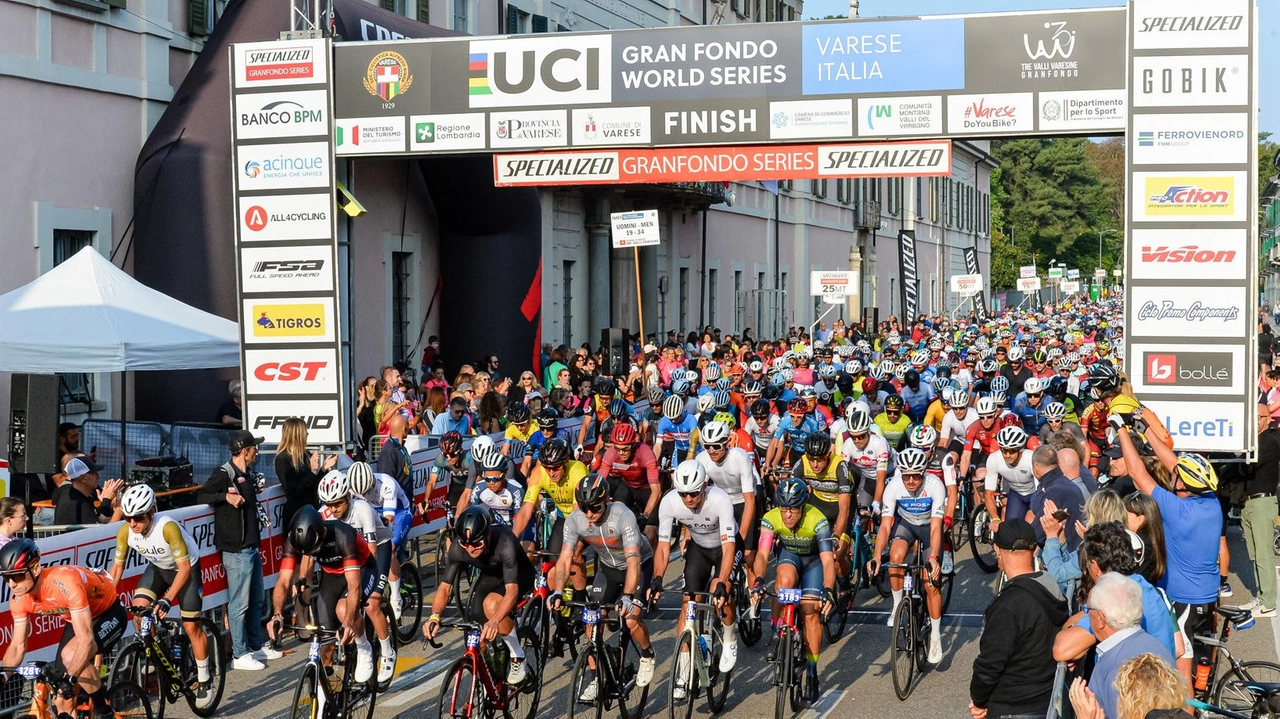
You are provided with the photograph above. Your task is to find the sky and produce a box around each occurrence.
[800,0,1279,137]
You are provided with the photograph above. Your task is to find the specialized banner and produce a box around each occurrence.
[962,246,988,319]
[899,230,920,322]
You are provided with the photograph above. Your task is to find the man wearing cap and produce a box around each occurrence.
[52,457,123,525]
[198,430,276,671]
[970,520,1070,719]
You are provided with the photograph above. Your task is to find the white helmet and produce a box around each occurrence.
[672,459,708,493]
[663,395,686,420]
[846,410,872,434]
[1044,402,1068,421]
[781,367,795,383]
[844,360,862,375]
[318,470,350,504]
[471,435,497,464]
[120,484,156,517]
[1007,347,1025,362]
[898,448,929,473]
[1024,377,1046,395]
[911,350,929,367]
[950,389,970,407]
[696,393,716,414]
[684,369,700,383]
[348,461,375,496]
[908,424,938,448]
[975,396,999,417]
[996,426,1030,450]
[705,364,722,381]
[748,360,764,373]
[701,420,731,446]
[991,376,1010,393]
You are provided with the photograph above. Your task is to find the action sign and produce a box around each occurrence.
[1020,266,1036,278]
[810,270,858,296]
[1018,277,1042,292]
[949,273,982,296]
[610,210,660,248]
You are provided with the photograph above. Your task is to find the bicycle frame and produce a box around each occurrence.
[677,595,720,690]
[134,614,189,702]
[442,627,509,714]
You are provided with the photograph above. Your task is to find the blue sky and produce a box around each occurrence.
[801,0,1278,136]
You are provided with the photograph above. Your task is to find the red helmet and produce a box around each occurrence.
[610,422,639,446]
[861,377,878,394]
[439,431,463,456]
[787,398,809,415]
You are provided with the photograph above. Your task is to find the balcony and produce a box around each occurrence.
[619,181,730,212]
[854,199,882,230]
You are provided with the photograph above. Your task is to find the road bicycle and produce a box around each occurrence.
[516,551,581,662]
[1,661,152,719]
[759,586,811,719]
[108,605,226,719]
[285,624,378,719]
[429,619,543,719]
[826,510,889,641]
[389,538,424,645]
[1181,605,1280,715]
[967,489,1001,574]
[886,547,941,700]
[566,599,649,719]
[666,591,731,719]
[433,501,479,615]
[729,558,762,647]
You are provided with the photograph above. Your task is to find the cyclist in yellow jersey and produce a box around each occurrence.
[108,485,214,695]
[923,395,948,433]
[789,433,853,584]
[874,395,912,449]
[503,402,537,445]
[512,438,589,595]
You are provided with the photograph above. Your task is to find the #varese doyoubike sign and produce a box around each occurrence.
[227,0,1260,454]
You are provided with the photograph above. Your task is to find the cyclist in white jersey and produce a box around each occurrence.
[939,389,978,459]
[984,426,1038,527]
[841,410,889,513]
[348,461,413,617]
[867,448,946,665]
[744,399,779,467]
[695,421,760,584]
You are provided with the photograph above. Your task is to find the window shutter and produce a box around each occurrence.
[507,4,519,32]
[557,23,566,31]
[416,0,429,23]
[104,0,126,9]
[380,0,394,10]
[532,13,547,32]
[187,0,208,34]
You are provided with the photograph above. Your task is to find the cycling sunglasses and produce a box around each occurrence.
[678,490,703,499]
[850,432,869,441]
[704,442,728,451]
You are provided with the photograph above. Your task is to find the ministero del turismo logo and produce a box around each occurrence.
[1143,176,1234,216]
[252,304,326,338]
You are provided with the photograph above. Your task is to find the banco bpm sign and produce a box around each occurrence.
[228,0,1260,454]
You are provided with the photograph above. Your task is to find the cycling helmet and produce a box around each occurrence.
[783,398,806,416]
[509,402,532,425]
[348,461,376,496]
[884,395,905,411]
[593,376,617,397]
[288,506,325,554]
[951,389,970,407]
[935,363,952,379]
[898,448,928,474]
[750,398,773,421]
[672,378,691,396]
[120,484,157,517]
[1008,346,1025,362]
[1089,363,1120,395]
[647,387,666,406]
[803,431,833,458]
[705,364,722,381]
[1044,402,1067,421]
[845,360,863,375]
[846,410,872,434]
[480,451,508,473]
[799,386,817,400]
[1056,357,1073,371]
[1048,376,1069,396]
[1032,350,1048,364]
[540,438,571,468]
[662,395,686,420]
[818,364,837,381]
[781,367,796,383]
[749,360,764,374]
[318,470,351,504]
[932,377,950,394]
[611,422,639,446]
[975,396,999,417]
[774,477,810,509]
[862,377,879,395]
[713,390,732,410]
[471,435,497,464]
[608,399,630,419]
[1023,377,1046,395]
[453,505,493,545]
[990,376,1010,393]
[929,339,943,351]
[903,369,921,388]
[908,424,938,448]
[536,408,560,429]
[715,378,732,392]
[696,393,716,415]
[701,420,732,446]
[0,539,40,575]
[991,390,1009,405]
[995,426,1029,450]
[1175,453,1218,494]
[978,358,999,374]
[574,474,610,511]
[743,380,764,396]
[763,384,781,401]
[684,369,700,383]
[911,350,929,367]
[770,372,787,388]
[672,459,708,493]
[440,430,464,456]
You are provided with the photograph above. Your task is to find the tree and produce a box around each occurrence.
[1083,138,1124,226]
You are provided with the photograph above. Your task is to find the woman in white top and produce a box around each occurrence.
[0,497,28,546]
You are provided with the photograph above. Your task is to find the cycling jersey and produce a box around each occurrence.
[924,450,958,488]
[874,412,912,448]
[113,514,194,571]
[362,471,411,517]
[10,566,117,621]
[744,415,779,456]
[923,399,947,432]
[471,479,525,527]
[963,419,1003,456]
[280,520,372,576]
[321,495,388,546]
[940,410,978,446]
[792,456,853,505]
[758,505,834,557]
[562,502,653,570]
[984,450,1037,495]
[899,384,936,422]
[773,414,821,453]
[596,444,660,490]
[657,485,738,550]
[1040,420,1085,444]
[440,527,533,588]
[657,414,699,454]
[432,454,474,498]
[695,447,757,504]
[883,475,947,527]
[527,428,572,457]
[1012,394,1048,436]
[504,423,537,443]
[842,433,890,485]
[523,459,589,517]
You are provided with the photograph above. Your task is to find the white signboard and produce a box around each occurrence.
[1060,280,1080,293]
[610,210,660,248]
[1048,267,1064,279]
[1067,268,1080,279]
[1094,268,1107,278]
[1018,277,1042,292]
[1020,266,1036,278]
[810,270,858,296]
[949,273,982,297]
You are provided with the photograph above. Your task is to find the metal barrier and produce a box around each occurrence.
[169,423,276,484]
[367,435,389,462]
[80,420,168,477]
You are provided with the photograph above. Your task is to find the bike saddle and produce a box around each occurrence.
[1217,606,1253,625]
[1241,682,1280,696]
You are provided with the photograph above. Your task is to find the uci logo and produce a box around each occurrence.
[468,35,612,109]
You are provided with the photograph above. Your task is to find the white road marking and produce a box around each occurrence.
[381,656,453,707]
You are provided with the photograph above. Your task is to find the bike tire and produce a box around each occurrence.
[347,663,378,719]
[617,631,649,719]
[108,680,154,719]
[774,628,792,719]
[109,641,167,719]
[668,633,697,719]
[437,657,480,719]
[289,663,319,719]
[505,627,543,719]
[940,571,955,616]
[1212,660,1280,715]
[394,562,424,646]
[736,582,762,648]
[707,623,731,713]
[824,586,851,642]
[183,618,227,717]
[568,645,603,719]
[890,599,916,700]
[434,531,448,588]
[967,506,999,574]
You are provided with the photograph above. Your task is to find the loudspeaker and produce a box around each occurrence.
[8,374,59,474]
[862,307,879,331]
[601,328,629,376]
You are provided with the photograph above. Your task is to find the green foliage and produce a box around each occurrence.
[1260,132,1278,201]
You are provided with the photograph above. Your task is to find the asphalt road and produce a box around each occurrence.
[190,523,1280,719]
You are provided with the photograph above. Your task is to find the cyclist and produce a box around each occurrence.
[654,394,701,466]
[467,452,526,529]
[1040,401,1084,443]
[429,431,471,516]
[790,432,853,584]
[597,422,662,546]
[503,402,536,448]
[867,448,946,665]
[108,485,213,696]
[696,420,761,585]
[745,398,779,471]
[939,389,977,459]
[1013,377,1049,437]
[647,460,742,697]
[899,370,935,424]
[521,408,571,476]
[984,426,1038,528]
[842,410,891,518]
[548,476,657,698]
[959,396,1004,485]
[1,540,126,719]
[751,478,835,704]
[348,461,414,616]
[922,381,951,432]
[423,506,534,685]
[907,425,959,570]
[1000,347,1033,397]
[316,472,397,683]
[766,398,821,470]
[874,395,912,450]
[512,438,588,596]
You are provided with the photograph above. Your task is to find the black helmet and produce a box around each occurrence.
[804,431,832,458]
[508,402,532,424]
[1047,376,1068,397]
[904,369,921,388]
[536,408,560,429]
[593,376,617,397]
[774,477,810,509]
[608,398,629,419]
[1089,363,1120,396]
[836,375,854,393]
[762,384,781,401]
[574,475,610,511]
[540,438,571,468]
[751,398,772,420]
[0,539,40,575]
[288,506,325,555]
[453,505,493,545]
[885,394,905,411]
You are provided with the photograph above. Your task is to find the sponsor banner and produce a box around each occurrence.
[946,93,1035,134]
[242,297,336,344]
[1059,280,1080,293]
[768,99,853,141]
[1132,54,1249,108]
[492,140,950,186]
[237,142,331,192]
[899,230,919,323]
[801,19,965,96]
[234,90,329,140]
[1129,285,1246,339]
[1132,112,1250,165]
[245,399,343,444]
[963,9,1127,93]
[950,273,982,296]
[1067,268,1080,279]
[1129,228,1247,281]
[238,194,332,242]
[234,40,326,89]
[489,109,568,149]
[334,116,407,154]
[1017,277,1042,292]
[614,27,800,103]
[856,96,942,137]
[963,246,988,319]
[655,101,768,144]
[469,34,612,108]
[1020,265,1036,278]
[244,348,341,395]
[238,244,335,294]
[810,271,857,296]
[610,210,661,249]
[1130,343,1244,395]
[1132,171,1247,222]
[1132,0,1250,50]
[1144,399,1246,453]
[572,106,651,146]
[408,113,487,152]
[1037,89,1126,132]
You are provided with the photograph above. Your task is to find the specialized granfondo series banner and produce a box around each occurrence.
[899,230,920,323]
[963,246,988,320]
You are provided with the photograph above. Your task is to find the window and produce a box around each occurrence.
[54,229,93,265]
[916,177,924,220]
[679,268,690,332]
[837,178,851,205]
[531,13,547,31]
[453,0,469,32]
[708,268,718,326]
[887,178,900,216]
[757,271,766,331]
[812,179,827,199]
[778,179,792,192]
[562,260,575,345]
[506,6,526,32]
[54,229,97,406]
[870,179,882,205]
[734,271,744,332]
[391,252,412,363]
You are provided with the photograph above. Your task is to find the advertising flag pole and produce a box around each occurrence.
[634,246,646,345]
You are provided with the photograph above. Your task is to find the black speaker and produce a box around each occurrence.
[862,307,880,331]
[601,328,629,376]
[8,374,59,474]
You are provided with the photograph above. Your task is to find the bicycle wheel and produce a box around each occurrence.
[668,633,696,719]
[184,619,227,717]
[825,587,851,642]
[617,632,649,719]
[346,667,378,719]
[452,566,476,616]
[289,663,320,719]
[394,562,424,645]
[707,623,731,713]
[568,645,603,719]
[505,628,543,719]
[774,628,792,719]
[890,599,916,700]
[1213,660,1280,715]
[967,506,999,574]
[736,583,762,647]
[109,641,167,719]
[940,571,955,616]
[517,600,550,661]
[108,681,154,719]
[434,532,449,588]
[438,658,480,719]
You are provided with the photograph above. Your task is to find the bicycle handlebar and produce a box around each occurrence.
[423,618,484,649]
